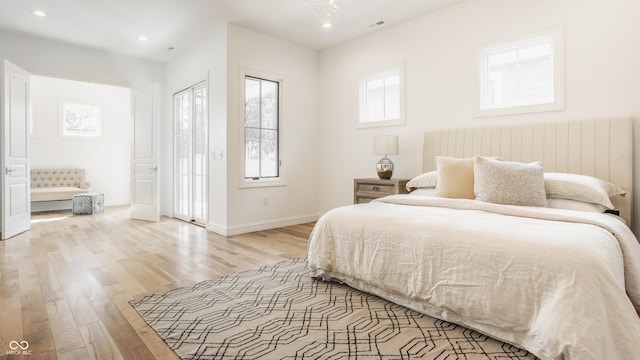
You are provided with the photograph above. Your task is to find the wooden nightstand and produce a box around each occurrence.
[354,178,410,204]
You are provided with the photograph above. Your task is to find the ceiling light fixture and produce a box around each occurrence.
[305,0,349,29]
[138,35,148,42]
[305,0,346,17]
[31,10,47,17]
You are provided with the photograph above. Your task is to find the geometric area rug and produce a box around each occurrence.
[130,258,537,360]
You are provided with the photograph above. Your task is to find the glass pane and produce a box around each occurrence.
[260,129,278,177]
[365,78,384,121]
[245,78,260,128]
[194,87,207,177]
[484,38,553,109]
[245,128,260,178]
[261,80,278,130]
[384,74,400,120]
[63,103,100,136]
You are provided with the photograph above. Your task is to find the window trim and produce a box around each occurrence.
[475,25,564,118]
[58,99,102,139]
[357,63,406,128]
[238,68,286,189]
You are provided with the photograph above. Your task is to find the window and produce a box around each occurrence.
[358,64,405,128]
[476,26,564,117]
[61,102,101,137]
[244,75,280,181]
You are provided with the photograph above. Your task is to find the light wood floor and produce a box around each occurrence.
[0,206,313,360]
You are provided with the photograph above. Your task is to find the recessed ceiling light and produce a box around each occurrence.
[322,22,333,29]
[138,35,148,42]
[31,10,47,17]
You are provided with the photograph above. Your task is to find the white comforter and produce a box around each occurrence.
[307,195,640,360]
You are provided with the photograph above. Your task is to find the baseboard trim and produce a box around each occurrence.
[207,214,320,236]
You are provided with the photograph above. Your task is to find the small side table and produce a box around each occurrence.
[354,178,409,204]
[72,193,104,215]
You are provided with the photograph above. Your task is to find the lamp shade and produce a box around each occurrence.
[373,135,399,155]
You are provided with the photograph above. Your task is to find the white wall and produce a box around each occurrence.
[165,24,228,225]
[30,75,131,205]
[0,31,164,87]
[0,30,166,210]
[225,25,320,234]
[166,24,320,235]
[317,0,640,232]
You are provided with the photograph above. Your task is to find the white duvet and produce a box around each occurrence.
[307,195,640,360]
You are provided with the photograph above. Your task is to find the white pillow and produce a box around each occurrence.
[544,172,625,210]
[474,156,547,207]
[546,198,607,213]
[409,188,437,196]
[406,171,438,191]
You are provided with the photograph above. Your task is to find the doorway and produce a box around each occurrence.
[173,81,208,225]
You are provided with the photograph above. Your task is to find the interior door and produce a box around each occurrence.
[130,84,160,222]
[1,59,31,239]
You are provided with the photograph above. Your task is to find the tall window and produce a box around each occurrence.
[476,26,563,117]
[244,76,280,180]
[358,64,405,128]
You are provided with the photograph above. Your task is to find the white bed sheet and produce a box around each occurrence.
[307,194,640,360]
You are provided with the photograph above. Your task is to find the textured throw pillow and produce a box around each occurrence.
[474,156,547,207]
[406,171,438,191]
[544,172,625,210]
[435,156,475,199]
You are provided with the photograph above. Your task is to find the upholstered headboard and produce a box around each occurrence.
[422,118,633,225]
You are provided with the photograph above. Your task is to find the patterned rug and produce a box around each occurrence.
[130,258,537,359]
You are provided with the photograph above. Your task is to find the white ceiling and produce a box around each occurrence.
[0,0,466,63]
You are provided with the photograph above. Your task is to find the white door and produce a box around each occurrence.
[1,60,30,239]
[130,84,160,222]
[174,81,208,225]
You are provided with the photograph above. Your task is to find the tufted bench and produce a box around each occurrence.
[31,169,91,202]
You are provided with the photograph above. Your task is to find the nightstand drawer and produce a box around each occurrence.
[357,183,396,194]
[354,178,409,204]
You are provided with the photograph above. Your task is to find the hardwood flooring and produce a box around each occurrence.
[0,206,313,360]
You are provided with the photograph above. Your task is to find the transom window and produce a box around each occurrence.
[244,76,279,180]
[476,26,564,117]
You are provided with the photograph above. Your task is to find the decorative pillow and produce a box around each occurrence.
[409,188,437,196]
[434,156,475,199]
[406,171,438,191]
[546,198,607,213]
[544,172,625,210]
[474,156,547,207]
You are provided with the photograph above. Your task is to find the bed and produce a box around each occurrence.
[308,118,640,360]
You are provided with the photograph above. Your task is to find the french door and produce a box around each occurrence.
[174,82,208,225]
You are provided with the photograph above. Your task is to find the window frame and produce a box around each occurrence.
[357,63,406,128]
[58,100,102,138]
[475,25,564,118]
[239,68,286,189]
